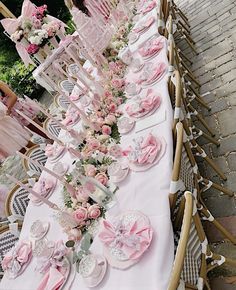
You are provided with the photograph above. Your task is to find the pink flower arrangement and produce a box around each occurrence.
[27,43,40,55]
[95,172,109,186]
[111,78,125,89]
[73,207,88,224]
[102,125,112,135]
[88,204,101,219]
[32,5,48,20]
[85,164,97,177]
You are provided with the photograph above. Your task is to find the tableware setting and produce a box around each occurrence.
[123,133,166,172]
[128,32,140,45]
[125,89,162,119]
[117,116,135,134]
[79,254,107,288]
[138,62,167,87]
[139,1,157,15]
[125,82,142,97]
[2,240,33,279]
[29,177,57,205]
[99,210,153,269]
[35,240,71,290]
[107,161,130,183]
[138,36,164,59]
[45,143,66,163]
[129,58,145,73]
[132,16,155,34]
[61,107,81,126]
[52,162,69,177]
[30,220,50,241]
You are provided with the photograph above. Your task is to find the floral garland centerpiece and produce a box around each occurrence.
[10,4,62,55]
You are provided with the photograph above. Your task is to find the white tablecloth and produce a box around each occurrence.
[0,3,174,290]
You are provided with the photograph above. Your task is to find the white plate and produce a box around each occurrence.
[128,137,166,172]
[141,68,167,87]
[110,167,130,183]
[31,180,57,206]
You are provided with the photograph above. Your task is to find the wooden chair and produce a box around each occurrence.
[5,179,36,221]
[169,191,236,289]
[58,79,75,96]
[0,224,21,278]
[170,122,236,245]
[22,145,48,177]
[170,70,226,181]
[43,118,61,138]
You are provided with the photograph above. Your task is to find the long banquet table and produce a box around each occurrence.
[0,2,175,290]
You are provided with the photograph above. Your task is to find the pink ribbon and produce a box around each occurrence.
[99,218,153,260]
[141,1,156,14]
[2,241,32,278]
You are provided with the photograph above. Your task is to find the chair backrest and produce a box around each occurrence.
[168,191,193,290]
[59,79,75,96]
[0,225,20,276]
[22,145,47,176]
[43,118,61,138]
[54,94,70,110]
[5,179,35,219]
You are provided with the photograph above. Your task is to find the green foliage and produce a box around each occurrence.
[1,61,43,99]
[0,0,72,98]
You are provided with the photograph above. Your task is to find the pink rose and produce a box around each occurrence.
[95,172,108,185]
[85,164,97,177]
[111,78,125,89]
[109,144,122,158]
[109,103,117,113]
[105,114,116,125]
[88,204,101,219]
[88,138,101,150]
[76,186,89,202]
[73,207,88,223]
[104,91,113,99]
[102,125,112,135]
[100,145,108,153]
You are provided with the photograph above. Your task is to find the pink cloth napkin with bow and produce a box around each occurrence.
[138,62,167,85]
[124,133,162,164]
[2,241,32,279]
[139,37,164,57]
[99,218,153,260]
[45,144,64,158]
[133,16,154,33]
[141,1,156,14]
[30,178,55,202]
[126,89,161,118]
[36,241,68,290]
[61,108,80,126]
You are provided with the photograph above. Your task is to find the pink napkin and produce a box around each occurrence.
[124,133,162,164]
[36,267,65,290]
[45,144,64,158]
[2,241,32,279]
[141,1,156,14]
[30,178,55,202]
[139,37,164,57]
[126,89,161,118]
[69,94,80,101]
[36,241,68,290]
[99,218,153,260]
[138,62,167,85]
[133,16,154,33]
[62,108,80,126]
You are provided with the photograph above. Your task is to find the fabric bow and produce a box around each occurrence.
[126,89,161,118]
[99,218,153,260]
[2,241,32,279]
[138,62,167,85]
[0,0,66,66]
[141,1,156,14]
[36,241,68,290]
[139,37,164,57]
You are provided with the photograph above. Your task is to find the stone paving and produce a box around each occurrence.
[175,0,236,287]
